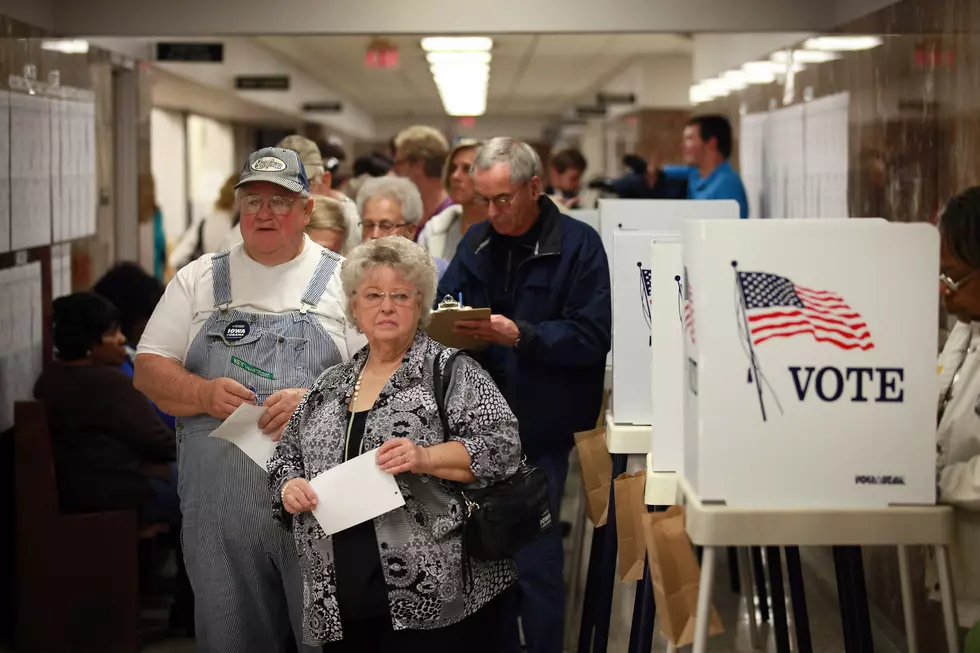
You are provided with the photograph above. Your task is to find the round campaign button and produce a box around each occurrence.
[224,320,250,343]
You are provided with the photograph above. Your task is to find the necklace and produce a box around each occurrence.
[344,368,366,461]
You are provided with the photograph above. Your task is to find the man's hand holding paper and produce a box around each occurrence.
[454,314,520,347]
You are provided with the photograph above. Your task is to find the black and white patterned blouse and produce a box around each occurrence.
[268,331,522,645]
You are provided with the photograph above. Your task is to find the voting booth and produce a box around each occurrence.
[606,200,739,426]
[681,219,938,508]
[648,237,684,473]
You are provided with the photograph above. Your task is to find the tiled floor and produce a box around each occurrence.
[35,454,905,653]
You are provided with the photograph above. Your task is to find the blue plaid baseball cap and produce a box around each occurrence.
[235,147,310,193]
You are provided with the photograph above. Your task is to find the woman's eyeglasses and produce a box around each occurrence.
[240,195,297,217]
[359,221,407,234]
[940,269,980,293]
[357,291,419,307]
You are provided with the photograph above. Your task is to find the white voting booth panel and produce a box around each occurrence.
[649,238,684,472]
[682,219,938,509]
[567,209,599,235]
[606,200,739,427]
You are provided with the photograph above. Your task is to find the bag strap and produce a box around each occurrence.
[432,349,465,443]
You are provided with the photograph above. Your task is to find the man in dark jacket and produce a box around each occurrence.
[439,137,611,653]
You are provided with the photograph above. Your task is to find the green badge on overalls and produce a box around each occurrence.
[231,356,275,380]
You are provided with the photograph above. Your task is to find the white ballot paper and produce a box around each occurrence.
[308,449,405,537]
[209,404,278,471]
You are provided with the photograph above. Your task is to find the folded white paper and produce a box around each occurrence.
[308,448,405,537]
[209,403,277,471]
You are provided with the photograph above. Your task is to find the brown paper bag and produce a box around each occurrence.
[642,506,724,647]
[614,470,648,582]
[574,427,612,527]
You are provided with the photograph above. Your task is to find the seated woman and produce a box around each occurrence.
[268,236,521,651]
[34,293,178,525]
[935,186,980,642]
[307,194,349,254]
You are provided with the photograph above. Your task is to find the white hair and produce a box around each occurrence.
[473,137,543,185]
[340,236,438,329]
[355,176,424,225]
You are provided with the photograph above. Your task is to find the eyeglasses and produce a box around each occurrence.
[940,269,980,293]
[359,221,407,234]
[240,195,297,217]
[473,186,525,210]
[357,291,419,307]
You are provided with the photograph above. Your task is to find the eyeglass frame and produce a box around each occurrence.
[359,220,409,235]
[940,268,980,293]
[354,290,421,307]
[472,185,526,210]
[239,194,301,217]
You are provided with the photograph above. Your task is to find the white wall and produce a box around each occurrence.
[187,114,235,229]
[603,55,694,116]
[151,108,188,246]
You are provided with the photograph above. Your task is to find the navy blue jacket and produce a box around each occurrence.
[437,197,611,459]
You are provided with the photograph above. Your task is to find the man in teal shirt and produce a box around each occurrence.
[663,114,749,219]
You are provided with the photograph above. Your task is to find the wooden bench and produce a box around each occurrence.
[14,400,141,653]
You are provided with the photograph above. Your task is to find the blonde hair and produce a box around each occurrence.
[277,134,325,183]
[394,125,449,178]
[308,195,348,234]
[215,173,239,212]
[441,139,481,193]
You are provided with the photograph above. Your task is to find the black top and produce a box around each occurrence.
[32,363,176,513]
[333,410,389,622]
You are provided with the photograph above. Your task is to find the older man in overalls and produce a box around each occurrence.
[136,147,363,652]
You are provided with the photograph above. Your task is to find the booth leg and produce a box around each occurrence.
[627,556,655,653]
[785,546,812,653]
[751,546,771,623]
[738,547,762,650]
[897,545,919,653]
[728,546,741,593]
[577,527,604,653]
[833,546,874,653]
[935,545,961,653]
[692,546,719,653]
[765,547,791,653]
[590,453,628,653]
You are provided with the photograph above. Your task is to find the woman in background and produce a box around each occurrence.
[168,173,238,270]
[417,139,487,263]
[306,195,349,255]
[935,186,980,646]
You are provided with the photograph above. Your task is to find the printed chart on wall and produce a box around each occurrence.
[0,263,44,432]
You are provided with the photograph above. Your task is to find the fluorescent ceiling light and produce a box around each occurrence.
[804,36,883,52]
[689,84,715,105]
[771,49,841,64]
[421,37,493,52]
[430,62,490,79]
[701,78,731,98]
[722,70,748,91]
[426,51,492,65]
[41,39,89,54]
[741,61,777,84]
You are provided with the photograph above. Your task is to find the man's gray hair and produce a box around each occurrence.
[473,137,543,185]
[355,176,424,225]
[340,236,438,329]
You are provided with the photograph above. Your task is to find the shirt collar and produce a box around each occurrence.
[693,160,733,191]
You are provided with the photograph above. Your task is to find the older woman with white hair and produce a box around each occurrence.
[357,176,449,278]
[267,236,521,650]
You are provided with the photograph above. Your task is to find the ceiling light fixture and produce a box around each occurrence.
[741,61,777,84]
[689,84,715,105]
[771,49,841,64]
[803,36,883,52]
[423,37,492,116]
[722,70,748,91]
[421,37,493,52]
[41,39,89,54]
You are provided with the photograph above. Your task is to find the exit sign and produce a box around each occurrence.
[366,39,399,69]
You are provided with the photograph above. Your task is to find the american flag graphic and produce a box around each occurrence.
[737,271,874,351]
[683,267,695,344]
[637,263,652,338]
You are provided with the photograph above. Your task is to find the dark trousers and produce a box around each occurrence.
[504,448,571,653]
[321,589,510,652]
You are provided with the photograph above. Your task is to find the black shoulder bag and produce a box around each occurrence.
[432,351,552,562]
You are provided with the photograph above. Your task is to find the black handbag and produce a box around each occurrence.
[432,351,553,562]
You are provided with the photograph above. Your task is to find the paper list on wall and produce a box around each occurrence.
[50,243,72,299]
[0,262,43,432]
[10,94,52,250]
[0,91,10,253]
[84,102,97,236]
[50,98,63,243]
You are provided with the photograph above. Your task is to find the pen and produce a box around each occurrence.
[249,384,261,405]
[458,292,463,306]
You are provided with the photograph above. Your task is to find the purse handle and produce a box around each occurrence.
[432,349,465,443]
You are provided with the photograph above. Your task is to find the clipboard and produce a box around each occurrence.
[425,296,491,350]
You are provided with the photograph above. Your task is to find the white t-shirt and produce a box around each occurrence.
[139,235,365,364]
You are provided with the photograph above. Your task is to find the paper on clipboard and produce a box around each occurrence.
[308,448,405,536]
[209,404,278,471]
[424,306,492,350]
